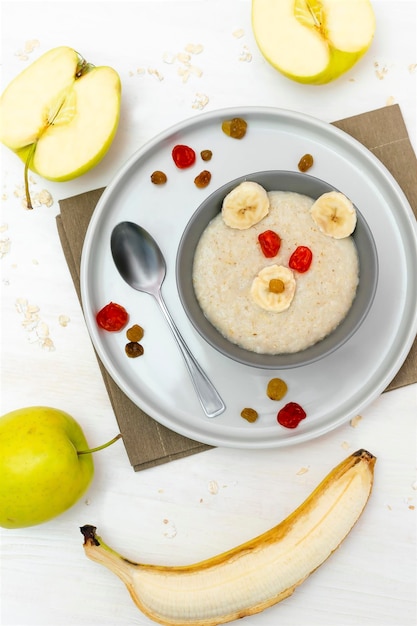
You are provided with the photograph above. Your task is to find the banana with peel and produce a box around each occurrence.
[80,449,376,626]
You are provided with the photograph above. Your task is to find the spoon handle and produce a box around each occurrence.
[155,291,225,418]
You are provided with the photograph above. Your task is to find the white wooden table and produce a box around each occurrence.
[1,2,416,625]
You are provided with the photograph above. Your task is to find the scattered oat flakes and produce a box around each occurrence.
[15,298,55,350]
[148,67,164,81]
[185,43,204,55]
[24,39,40,53]
[386,503,392,511]
[58,314,70,327]
[208,480,219,495]
[162,51,176,64]
[233,28,245,39]
[0,238,11,258]
[177,52,191,64]
[341,441,350,450]
[386,96,396,106]
[408,63,417,74]
[15,39,40,61]
[0,223,8,233]
[412,481,417,491]
[296,466,309,475]
[350,415,362,428]
[374,61,388,80]
[20,187,54,210]
[192,92,209,110]
[239,45,252,62]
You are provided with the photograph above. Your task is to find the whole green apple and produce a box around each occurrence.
[252,0,376,85]
[0,46,121,208]
[0,406,119,529]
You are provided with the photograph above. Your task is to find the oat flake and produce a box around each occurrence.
[208,480,219,495]
[58,315,70,327]
[350,415,362,428]
[192,93,209,110]
[232,29,245,38]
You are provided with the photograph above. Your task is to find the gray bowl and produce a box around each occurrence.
[176,171,378,369]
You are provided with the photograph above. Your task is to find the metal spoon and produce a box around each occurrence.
[111,221,225,418]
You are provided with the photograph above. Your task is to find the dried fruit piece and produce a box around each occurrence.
[200,149,212,161]
[126,324,144,342]
[277,402,306,428]
[221,117,247,139]
[125,342,144,358]
[240,407,259,423]
[96,302,129,332]
[268,279,285,294]
[151,170,167,185]
[288,246,313,273]
[267,378,288,400]
[194,170,212,188]
[298,153,314,172]
[172,144,196,168]
[258,230,281,258]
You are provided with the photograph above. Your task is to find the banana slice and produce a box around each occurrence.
[250,264,296,312]
[222,181,270,229]
[310,191,357,239]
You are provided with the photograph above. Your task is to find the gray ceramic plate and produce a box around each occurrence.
[176,170,378,369]
[80,107,417,448]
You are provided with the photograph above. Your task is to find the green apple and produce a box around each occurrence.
[252,0,376,85]
[0,46,121,207]
[0,406,121,529]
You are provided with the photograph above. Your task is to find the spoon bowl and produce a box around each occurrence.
[110,221,225,418]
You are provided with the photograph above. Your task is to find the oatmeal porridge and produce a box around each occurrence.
[192,190,359,354]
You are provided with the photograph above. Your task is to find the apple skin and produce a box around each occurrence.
[0,406,94,529]
[262,46,368,86]
[251,0,376,85]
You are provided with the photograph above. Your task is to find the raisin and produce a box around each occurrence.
[126,324,144,342]
[269,279,285,294]
[298,154,314,172]
[222,117,247,139]
[240,408,259,423]
[200,149,213,161]
[125,342,144,358]
[266,378,288,400]
[194,170,212,188]
[151,170,167,185]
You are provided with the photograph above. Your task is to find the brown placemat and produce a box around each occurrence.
[56,104,417,471]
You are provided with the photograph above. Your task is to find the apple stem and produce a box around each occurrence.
[24,143,37,210]
[77,433,122,456]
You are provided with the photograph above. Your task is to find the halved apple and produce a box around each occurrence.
[0,46,121,207]
[252,0,376,85]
